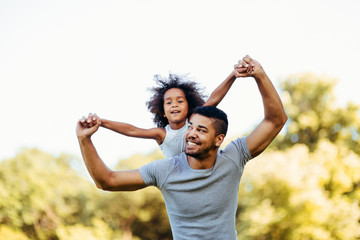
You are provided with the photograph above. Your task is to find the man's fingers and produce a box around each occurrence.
[247,66,253,73]
[236,60,249,68]
[242,55,253,64]
[92,113,99,122]
[86,113,97,124]
[234,55,259,77]
[234,64,247,70]
[79,116,89,127]
[78,113,99,128]
[87,113,93,123]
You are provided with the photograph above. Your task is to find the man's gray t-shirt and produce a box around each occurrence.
[139,137,252,240]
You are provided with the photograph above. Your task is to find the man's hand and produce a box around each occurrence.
[233,55,264,79]
[76,113,101,139]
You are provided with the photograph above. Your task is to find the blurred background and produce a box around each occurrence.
[0,0,359,239]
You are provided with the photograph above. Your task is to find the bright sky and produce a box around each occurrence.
[1,0,359,167]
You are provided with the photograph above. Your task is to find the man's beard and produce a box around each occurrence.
[185,144,215,159]
[185,151,202,158]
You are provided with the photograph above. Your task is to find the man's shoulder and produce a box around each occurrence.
[219,136,252,161]
[221,137,247,150]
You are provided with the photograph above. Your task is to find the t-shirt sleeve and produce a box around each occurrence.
[222,136,253,168]
[139,158,174,188]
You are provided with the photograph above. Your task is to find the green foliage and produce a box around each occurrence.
[0,148,109,239]
[56,219,113,240]
[237,141,360,239]
[234,73,360,239]
[273,73,360,154]
[0,148,171,240]
[0,225,29,240]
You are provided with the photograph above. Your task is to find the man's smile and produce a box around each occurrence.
[186,139,200,146]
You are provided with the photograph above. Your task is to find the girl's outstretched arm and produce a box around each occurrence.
[100,118,166,145]
[203,62,249,107]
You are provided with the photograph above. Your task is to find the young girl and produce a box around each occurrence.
[82,61,251,158]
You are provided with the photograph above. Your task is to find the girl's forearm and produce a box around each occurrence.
[204,72,237,107]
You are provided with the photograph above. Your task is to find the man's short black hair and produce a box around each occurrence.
[193,106,228,136]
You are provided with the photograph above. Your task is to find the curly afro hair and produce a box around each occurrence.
[146,73,207,128]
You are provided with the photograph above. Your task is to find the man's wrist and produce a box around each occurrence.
[253,70,267,81]
[77,134,92,142]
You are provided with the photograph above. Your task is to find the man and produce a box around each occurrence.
[76,55,287,239]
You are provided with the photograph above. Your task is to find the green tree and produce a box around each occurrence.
[234,73,360,239]
[237,141,360,239]
[0,148,112,240]
[273,73,360,154]
[0,225,29,240]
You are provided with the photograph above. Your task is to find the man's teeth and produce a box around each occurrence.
[188,142,197,146]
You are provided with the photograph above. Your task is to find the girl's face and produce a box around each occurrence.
[163,88,189,127]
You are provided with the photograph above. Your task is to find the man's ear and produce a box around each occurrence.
[215,134,225,147]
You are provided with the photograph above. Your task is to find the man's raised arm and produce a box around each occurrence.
[76,113,146,191]
[234,55,288,157]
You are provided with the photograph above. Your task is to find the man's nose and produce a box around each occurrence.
[187,128,196,138]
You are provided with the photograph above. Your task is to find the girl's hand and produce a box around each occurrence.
[233,55,263,78]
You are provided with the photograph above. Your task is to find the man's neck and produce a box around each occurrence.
[186,151,218,170]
